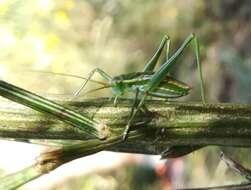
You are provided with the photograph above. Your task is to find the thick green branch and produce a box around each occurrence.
[0,97,250,155]
[0,80,107,139]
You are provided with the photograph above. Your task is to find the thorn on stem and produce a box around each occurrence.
[122,125,130,141]
[220,151,251,181]
[98,123,109,140]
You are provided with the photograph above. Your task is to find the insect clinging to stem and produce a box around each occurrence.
[49,33,206,140]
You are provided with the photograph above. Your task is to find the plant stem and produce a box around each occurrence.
[0,80,108,139]
[0,97,250,154]
[0,165,43,190]
[0,85,250,190]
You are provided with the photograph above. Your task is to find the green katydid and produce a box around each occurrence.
[72,33,206,141]
[12,33,206,157]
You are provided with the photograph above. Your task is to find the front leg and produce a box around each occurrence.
[74,68,112,96]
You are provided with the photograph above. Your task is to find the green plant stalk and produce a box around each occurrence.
[0,129,146,190]
[0,165,42,190]
[0,136,124,190]
[0,82,251,190]
[0,100,250,190]
[0,96,251,154]
[0,80,108,139]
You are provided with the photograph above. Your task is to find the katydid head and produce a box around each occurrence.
[110,77,126,97]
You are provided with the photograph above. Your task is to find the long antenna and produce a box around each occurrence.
[27,70,107,86]
[83,85,111,95]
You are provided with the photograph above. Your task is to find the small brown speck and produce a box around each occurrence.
[98,123,109,140]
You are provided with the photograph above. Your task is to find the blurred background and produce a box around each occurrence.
[0,0,251,189]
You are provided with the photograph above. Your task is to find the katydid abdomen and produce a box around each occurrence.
[111,72,191,99]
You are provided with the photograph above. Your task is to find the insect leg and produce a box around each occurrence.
[113,95,119,106]
[123,36,170,139]
[129,88,140,117]
[143,35,170,72]
[165,36,171,61]
[159,36,171,69]
[146,33,206,103]
[74,68,112,96]
[124,34,207,139]
[193,36,206,103]
[123,93,147,140]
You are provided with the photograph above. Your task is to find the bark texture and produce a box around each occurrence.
[0,97,250,155]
